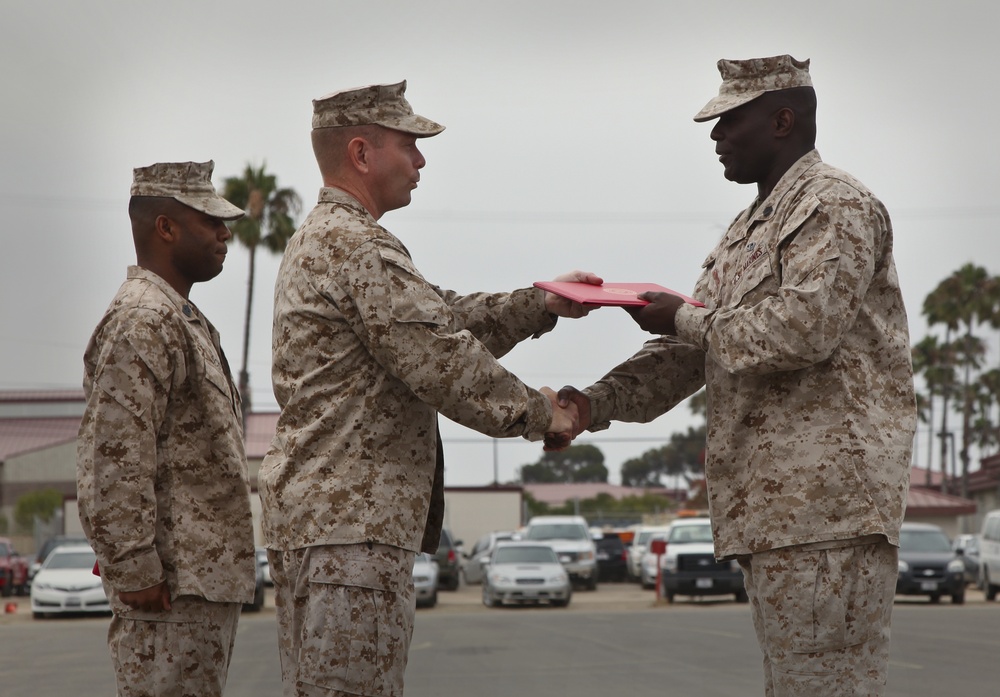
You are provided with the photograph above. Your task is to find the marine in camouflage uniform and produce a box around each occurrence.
[77,161,257,697]
[260,81,592,697]
[561,57,916,696]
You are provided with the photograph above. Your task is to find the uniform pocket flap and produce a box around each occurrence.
[308,545,411,593]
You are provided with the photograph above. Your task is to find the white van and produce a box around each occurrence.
[979,509,1000,601]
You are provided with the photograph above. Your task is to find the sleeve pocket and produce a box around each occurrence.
[380,247,450,327]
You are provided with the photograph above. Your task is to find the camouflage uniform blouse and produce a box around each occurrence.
[260,188,556,554]
[585,151,917,558]
[77,266,256,608]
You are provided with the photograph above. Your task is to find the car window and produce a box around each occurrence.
[495,546,558,565]
[526,524,587,541]
[900,529,952,553]
[44,550,97,570]
[669,524,713,544]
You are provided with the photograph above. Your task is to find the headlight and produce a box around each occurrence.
[489,573,512,585]
[662,557,677,572]
[549,573,568,584]
[32,582,51,590]
[579,550,594,561]
[947,559,965,573]
[898,560,909,573]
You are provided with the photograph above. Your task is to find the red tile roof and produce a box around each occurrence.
[524,482,683,506]
[0,417,82,461]
[907,486,977,515]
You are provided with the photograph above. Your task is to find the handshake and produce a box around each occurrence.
[531,268,692,452]
[539,386,590,452]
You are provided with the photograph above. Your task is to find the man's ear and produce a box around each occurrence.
[153,214,176,243]
[773,107,795,138]
[347,136,371,173]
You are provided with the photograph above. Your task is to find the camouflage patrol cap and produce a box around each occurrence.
[312,80,445,137]
[130,160,244,221]
[693,55,812,122]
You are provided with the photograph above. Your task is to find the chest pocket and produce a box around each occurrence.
[732,251,775,306]
[192,339,232,399]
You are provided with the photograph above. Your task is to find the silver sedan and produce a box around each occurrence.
[481,542,571,608]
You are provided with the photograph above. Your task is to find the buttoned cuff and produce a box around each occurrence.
[581,384,613,433]
[529,288,559,339]
[522,390,556,441]
[674,304,710,350]
[100,548,164,593]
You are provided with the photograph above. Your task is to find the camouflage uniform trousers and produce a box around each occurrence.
[269,543,416,697]
[737,534,897,697]
[107,595,241,697]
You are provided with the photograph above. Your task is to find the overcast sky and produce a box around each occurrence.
[2,0,998,486]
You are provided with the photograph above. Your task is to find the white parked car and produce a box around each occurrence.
[640,532,670,589]
[412,552,439,608]
[462,531,514,585]
[30,543,109,619]
[482,541,571,608]
[628,526,671,583]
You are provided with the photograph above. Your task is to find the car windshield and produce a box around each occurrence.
[494,546,558,565]
[955,537,978,552]
[669,524,713,544]
[635,531,654,546]
[45,550,97,570]
[900,529,952,553]
[526,524,587,541]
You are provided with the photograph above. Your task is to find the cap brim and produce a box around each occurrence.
[693,91,764,123]
[381,114,445,137]
[175,195,245,221]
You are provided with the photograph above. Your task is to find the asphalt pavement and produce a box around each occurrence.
[2,582,997,696]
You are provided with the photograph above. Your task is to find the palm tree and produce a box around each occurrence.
[911,336,955,486]
[222,163,302,419]
[923,275,962,491]
[922,264,1000,496]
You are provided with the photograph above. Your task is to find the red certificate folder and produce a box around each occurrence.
[533,281,705,307]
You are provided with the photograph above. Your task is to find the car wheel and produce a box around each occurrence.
[986,573,998,602]
[586,574,597,591]
[428,590,438,608]
[552,595,571,608]
[735,589,749,603]
[445,574,460,592]
[1,572,11,598]
[32,611,45,620]
[952,589,965,604]
[482,585,494,608]
[929,593,941,604]
[664,591,675,604]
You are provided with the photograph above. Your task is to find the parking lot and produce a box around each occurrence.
[2,581,998,696]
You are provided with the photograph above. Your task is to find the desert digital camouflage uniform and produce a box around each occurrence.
[584,149,916,695]
[77,265,256,696]
[260,186,559,696]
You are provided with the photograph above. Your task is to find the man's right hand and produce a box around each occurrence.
[543,385,592,451]
[119,581,171,612]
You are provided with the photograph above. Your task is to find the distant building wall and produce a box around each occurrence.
[442,487,523,553]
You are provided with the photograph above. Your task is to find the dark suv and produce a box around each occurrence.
[433,528,463,591]
[896,522,966,604]
[594,532,628,582]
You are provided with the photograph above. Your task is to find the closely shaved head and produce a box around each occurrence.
[311,125,385,181]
